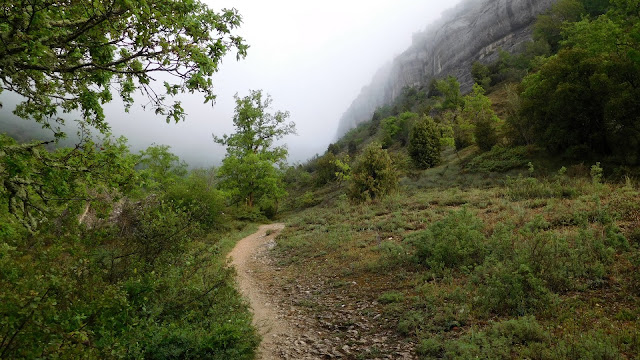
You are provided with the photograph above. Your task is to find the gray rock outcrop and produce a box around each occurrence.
[336,0,557,137]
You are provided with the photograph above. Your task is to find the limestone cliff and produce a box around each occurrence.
[336,0,556,137]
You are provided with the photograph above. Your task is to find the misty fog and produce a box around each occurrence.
[1,0,463,167]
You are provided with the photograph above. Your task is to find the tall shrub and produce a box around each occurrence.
[348,143,397,201]
[409,116,442,169]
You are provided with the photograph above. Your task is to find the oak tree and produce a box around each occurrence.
[214,90,296,210]
[0,0,248,136]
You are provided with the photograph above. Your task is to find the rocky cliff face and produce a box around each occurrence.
[336,0,557,137]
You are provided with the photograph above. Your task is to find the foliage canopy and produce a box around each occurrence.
[520,0,640,163]
[434,76,465,110]
[409,116,442,169]
[463,84,500,152]
[214,90,296,211]
[0,136,259,358]
[0,0,248,136]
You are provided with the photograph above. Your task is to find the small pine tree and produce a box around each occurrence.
[475,116,499,152]
[349,143,397,201]
[409,116,442,169]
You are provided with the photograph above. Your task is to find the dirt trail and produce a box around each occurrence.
[228,224,292,360]
[229,224,415,359]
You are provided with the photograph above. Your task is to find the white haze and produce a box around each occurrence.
[2,1,463,166]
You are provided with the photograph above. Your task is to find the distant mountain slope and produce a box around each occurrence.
[336,0,556,137]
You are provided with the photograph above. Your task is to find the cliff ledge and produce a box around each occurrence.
[336,0,556,137]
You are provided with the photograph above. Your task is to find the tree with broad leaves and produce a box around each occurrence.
[0,0,248,137]
[463,84,499,152]
[214,90,296,210]
[519,0,640,164]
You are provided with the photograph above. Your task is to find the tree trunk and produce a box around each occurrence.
[248,192,254,208]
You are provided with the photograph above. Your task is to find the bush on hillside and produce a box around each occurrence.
[314,152,340,185]
[464,146,532,173]
[472,61,492,90]
[436,316,550,359]
[380,112,419,148]
[407,209,487,272]
[409,116,442,169]
[449,110,475,151]
[348,143,397,201]
[474,259,554,316]
[435,76,465,110]
[462,84,500,152]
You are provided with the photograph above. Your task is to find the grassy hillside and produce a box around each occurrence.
[2,0,636,358]
[275,2,640,357]
[278,148,639,359]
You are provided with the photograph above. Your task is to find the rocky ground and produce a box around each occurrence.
[229,224,416,360]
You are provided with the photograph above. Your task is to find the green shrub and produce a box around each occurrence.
[380,116,400,147]
[507,174,580,201]
[258,197,279,219]
[163,171,226,231]
[486,316,549,344]
[416,337,444,359]
[507,175,555,200]
[143,320,258,360]
[121,198,195,265]
[471,61,492,90]
[551,331,621,360]
[139,144,188,191]
[475,117,498,152]
[435,76,465,110]
[463,84,499,152]
[409,116,442,169]
[521,1,640,165]
[451,110,475,150]
[474,260,554,316]
[283,165,313,190]
[465,146,532,173]
[380,112,418,148]
[314,152,340,185]
[231,204,267,222]
[407,209,486,272]
[0,134,259,359]
[298,191,319,208]
[377,240,408,267]
[398,310,430,336]
[441,316,549,359]
[378,291,405,304]
[474,218,623,316]
[591,162,604,185]
[533,0,586,52]
[526,229,619,292]
[348,143,398,202]
[0,226,260,359]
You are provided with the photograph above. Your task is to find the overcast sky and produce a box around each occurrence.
[4,1,462,166]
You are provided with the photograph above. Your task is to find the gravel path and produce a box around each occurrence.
[228,224,293,360]
[229,224,416,359]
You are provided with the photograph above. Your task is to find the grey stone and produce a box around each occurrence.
[336,0,557,137]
